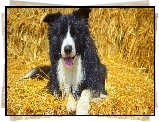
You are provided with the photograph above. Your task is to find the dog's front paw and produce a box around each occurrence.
[76,89,91,115]
[66,94,77,113]
[76,99,90,115]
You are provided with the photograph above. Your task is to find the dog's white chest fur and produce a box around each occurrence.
[57,55,84,95]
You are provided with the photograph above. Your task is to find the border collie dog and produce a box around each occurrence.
[24,8,107,115]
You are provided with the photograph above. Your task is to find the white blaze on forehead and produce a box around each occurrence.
[61,26,76,58]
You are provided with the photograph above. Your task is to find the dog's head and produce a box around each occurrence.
[43,8,91,68]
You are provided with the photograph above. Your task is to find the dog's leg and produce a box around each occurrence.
[90,94,108,103]
[76,89,91,115]
[66,93,77,113]
[100,64,107,95]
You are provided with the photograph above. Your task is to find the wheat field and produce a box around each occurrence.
[7,8,154,115]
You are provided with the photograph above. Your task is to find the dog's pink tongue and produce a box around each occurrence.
[64,57,73,68]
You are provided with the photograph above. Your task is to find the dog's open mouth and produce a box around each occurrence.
[64,57,75,68]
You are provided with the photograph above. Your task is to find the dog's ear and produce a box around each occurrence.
[43,12,62,23]
[73,8,91,19]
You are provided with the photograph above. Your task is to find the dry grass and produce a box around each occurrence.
[7,8,154,115]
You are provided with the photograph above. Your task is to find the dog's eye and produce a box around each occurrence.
[70,27,76,37]
[58,30,65,37]
[58,26,67,37]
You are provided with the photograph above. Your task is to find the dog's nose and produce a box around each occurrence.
[64,45,72,55]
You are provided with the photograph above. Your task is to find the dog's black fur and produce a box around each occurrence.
[24,8,107,100]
